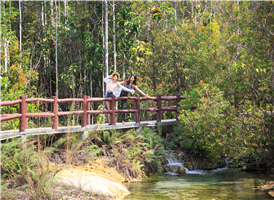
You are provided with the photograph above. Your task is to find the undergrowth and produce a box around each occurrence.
[1,114,168,199]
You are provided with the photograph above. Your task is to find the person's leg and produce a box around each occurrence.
[121,99,127,124]
[106,92,112,124]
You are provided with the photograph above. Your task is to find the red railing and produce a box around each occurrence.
[0,94,185,132]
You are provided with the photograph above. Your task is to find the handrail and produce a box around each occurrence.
[1,94,184,132]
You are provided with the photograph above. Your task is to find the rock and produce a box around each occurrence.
[56,168,129,199]
[269,190,274,197]
[177,168,186,174]
[79,131,89,141]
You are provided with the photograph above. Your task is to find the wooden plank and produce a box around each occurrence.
[140,97,157,101]
[161,96,177,100]
[58,111,84,116]
[87,97,111,102]
[0,114,22,121]
[26,112,55,117]
[0,119,178,141]
[26,98,54,103]
[115,109,137,113]
[0,99,22,106]
[58,98,84,103]
[116,96,137,101]
[161,106,177,111]
[87,110,112,114]
[140,108,158,112]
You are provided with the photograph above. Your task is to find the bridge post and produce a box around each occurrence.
[176,94,181,121]
[136,94,140,123]
[87,96,91,125]
[25,104,28,129]
[110,95,116,125]
[157,94,162,123]
[133,96,137,122]
[52,96,58,131]
[19,96,26,132]
[82,95,87,127]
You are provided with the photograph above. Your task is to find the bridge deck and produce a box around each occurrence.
[0,119,177,141]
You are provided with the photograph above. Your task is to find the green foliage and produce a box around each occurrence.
[1,138,60,199]
[86,127,165,180]
[177,82,272,165]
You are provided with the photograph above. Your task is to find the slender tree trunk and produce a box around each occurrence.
[123,54,125,80]
[19,0,22,68]
[174,1,177,28]
[102,0,105,96]
[90,69,93,124]
[55,0,58,97]
[79,49,82,97]
[113,0,116,72]
[210,0,212,23]
[105,0,108,77]
[45,0,47,25]
[4,1,10,82]
[42,2,44,26]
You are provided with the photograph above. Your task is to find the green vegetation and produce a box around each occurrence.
[1,2,274,197]
[0,127,165,199]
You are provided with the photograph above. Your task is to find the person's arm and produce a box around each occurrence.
[103,75,112,83]
[119,80,126,85]
[120,84,135,94]
[134,85,149,97]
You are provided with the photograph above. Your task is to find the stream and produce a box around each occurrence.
[124,153,272,200]
[124,168,271,200]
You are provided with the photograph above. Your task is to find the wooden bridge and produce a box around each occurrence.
[0,94,184,141]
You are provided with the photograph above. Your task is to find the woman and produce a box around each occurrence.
[104,72,134,124]
[120,74,149,124]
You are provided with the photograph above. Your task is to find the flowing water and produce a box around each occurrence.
[124,153,272,200]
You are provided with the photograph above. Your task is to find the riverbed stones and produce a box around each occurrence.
[177,167,186,174]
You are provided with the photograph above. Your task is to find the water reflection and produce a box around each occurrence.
[124,168,272,200]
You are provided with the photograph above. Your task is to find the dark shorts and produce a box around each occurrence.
[106,92,114,98]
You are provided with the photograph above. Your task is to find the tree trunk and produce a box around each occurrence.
[105,0,108,77]
[55,0,58,97]
[113,0,116,72]
[102,0,105,96]
[19,0,22,68]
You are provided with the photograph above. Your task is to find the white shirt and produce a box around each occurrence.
[104,75,134,97]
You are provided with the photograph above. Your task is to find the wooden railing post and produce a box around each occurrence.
[133,96,137,122]
[52,96,58,131]
[157,94,162,123]
[87,96,91,125]
[110,95,116,125]
[82,95,87,127]
[176,94,181,121]
[19,96,26,132]
[25,103,28,129]
[136,94,140,123]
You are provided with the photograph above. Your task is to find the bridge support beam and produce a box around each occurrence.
[19,96,26,132]
[136,94,140,123]
[52,96,58,131]
[82,95,87,127]
[87,96,91,125]
[110,95,116,125]
[157,94,162,123]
